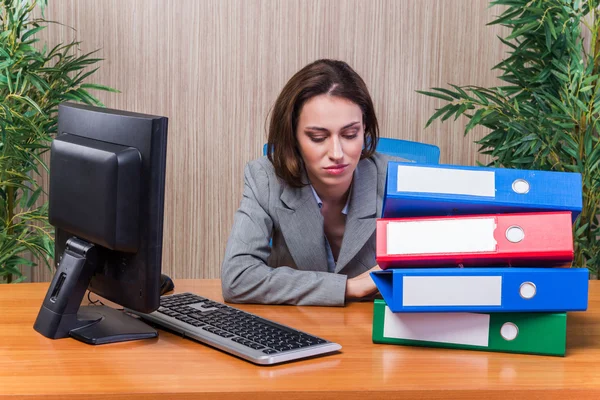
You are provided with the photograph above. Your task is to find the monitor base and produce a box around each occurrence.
[70,305,157,345]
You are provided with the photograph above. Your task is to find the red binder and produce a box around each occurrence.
[376,211,574,269]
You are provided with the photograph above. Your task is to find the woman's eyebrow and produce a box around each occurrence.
[304,126,330,132]
[305,121,361,132]
[342,121,361,129]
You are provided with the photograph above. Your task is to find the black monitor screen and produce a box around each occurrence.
[34,102,168,345]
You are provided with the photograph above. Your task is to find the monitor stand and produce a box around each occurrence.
[33,237,157,344]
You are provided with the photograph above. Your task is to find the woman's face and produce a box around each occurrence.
[296,94,364,194]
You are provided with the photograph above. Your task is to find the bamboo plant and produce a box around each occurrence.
[0,0,117,282]
[418,0,600,276]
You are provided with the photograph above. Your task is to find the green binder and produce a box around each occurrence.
[372,299,567,356]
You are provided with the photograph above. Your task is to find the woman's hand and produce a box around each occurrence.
[345,265,381,300]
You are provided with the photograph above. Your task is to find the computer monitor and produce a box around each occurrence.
[33,102,168,345]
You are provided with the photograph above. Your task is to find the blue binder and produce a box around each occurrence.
[382,162,582,219]
[371,268,589,313]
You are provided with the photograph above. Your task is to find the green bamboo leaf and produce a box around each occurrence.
[0,30,11,41]
[573,97,588,112]
[25,73,50,93]
[80,83,120,93]
[0,61,13,69]
[26,187,42,208]
[73,88,104,106]
[544,19,552,51]
[441,104,461,122]
[18,187,29,209]
[487,8,523,26]
[545,13,557,39]
[20,25,45,42]
[581,74,599,86]
[13,94,45,116]
[0,265,24,277]
[477,89,507,107]
[70,66,100,86]
[424,106,453,128]
[470,89,490,105]
[5,68,13,92]
[554,122,576,129]
[4,256,35,268]
[415,90,455,102]
[511,156,535,164]
[575,222,590,237]
[426,88,464,101]
[454,103,470,120]
[545,93,573,116]
[465,109,485,134]
[506,21,542,40]
[28,152,49,174]
[496,36,518,51]
[449,84,472,100]
[551,70,570,82]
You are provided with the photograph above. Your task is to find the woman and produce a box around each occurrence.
[221,59,389,306]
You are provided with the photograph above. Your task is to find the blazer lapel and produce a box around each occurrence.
[276,182,329,272]
[335,159,378,273]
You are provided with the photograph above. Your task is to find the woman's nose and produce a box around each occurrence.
[328,136,344,160]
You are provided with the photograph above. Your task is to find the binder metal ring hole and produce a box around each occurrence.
[500,323,519,341]
[519,282,536,299]
[506,226,525,243]
[512,179,530,194]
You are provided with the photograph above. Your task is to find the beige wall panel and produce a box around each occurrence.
[30,0,508,282]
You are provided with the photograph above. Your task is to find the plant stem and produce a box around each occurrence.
[6,186,14,284]
[593,8,600,76]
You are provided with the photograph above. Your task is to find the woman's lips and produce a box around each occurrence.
[324,164,348,175]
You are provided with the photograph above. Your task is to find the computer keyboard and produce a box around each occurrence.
[128,292,342,365]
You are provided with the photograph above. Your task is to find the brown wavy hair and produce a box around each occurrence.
[266,59,379,188]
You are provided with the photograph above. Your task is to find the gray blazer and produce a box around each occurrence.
[221,152,390,306]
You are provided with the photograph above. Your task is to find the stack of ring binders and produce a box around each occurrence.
[370,161,588,356]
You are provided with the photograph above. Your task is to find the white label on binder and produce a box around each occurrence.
[402,276,502,306]
[396,165,496,197]
[387,218,497,255]
[383,306,490,346]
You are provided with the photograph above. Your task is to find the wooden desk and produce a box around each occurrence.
[1,280,599,400]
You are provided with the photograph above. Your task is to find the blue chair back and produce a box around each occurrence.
[263,138,440,164]
[375,137,440,164]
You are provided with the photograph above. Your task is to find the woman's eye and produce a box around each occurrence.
[310,136,326,143]
[343,133,358,139]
